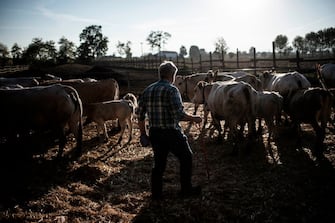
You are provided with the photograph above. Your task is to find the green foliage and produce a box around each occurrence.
[58,37,77,64]
[116,41,132,58]
[179,45,187,58]
[214,37,229,54]
[274,35,288,55]
[78,25,109,63]
[146,30,171,53]
[21,38,57,65]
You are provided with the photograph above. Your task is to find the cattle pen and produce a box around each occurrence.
[0,63,335,223]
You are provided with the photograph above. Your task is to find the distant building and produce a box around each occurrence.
[155,51,178,59]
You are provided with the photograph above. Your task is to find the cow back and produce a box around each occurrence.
[64,78,119,104]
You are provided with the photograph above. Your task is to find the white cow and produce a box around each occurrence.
[258,71,311,98]
[317,63,335,88]
[192,80,257,154]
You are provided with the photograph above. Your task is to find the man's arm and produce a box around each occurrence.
[138,119,147,135]
[180,113,202,123]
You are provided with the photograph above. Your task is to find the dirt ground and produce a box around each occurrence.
[0,66,335,223]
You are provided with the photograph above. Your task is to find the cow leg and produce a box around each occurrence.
[311,120,325,155]
[68,118,83,155]
[257,118,263,135]
[212,115,223,142]
[117,120,127,144]
[126,117,133,143]
[193,103,199,115]
[96,120,108,142]
[57,128,66,158]
[265,118,274,145]
[202,106,209,128]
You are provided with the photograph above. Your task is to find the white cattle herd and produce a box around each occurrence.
[0,63,334,158]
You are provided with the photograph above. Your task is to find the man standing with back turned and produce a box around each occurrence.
[137,61,202,200]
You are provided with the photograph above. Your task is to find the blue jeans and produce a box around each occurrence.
[149,128,193,197]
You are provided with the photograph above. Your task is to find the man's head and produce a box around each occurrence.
[158,61,178,83]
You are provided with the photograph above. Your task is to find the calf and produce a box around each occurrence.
[85,99,134,144]
[255,91,283,144]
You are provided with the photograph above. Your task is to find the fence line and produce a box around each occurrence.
[0,65,29,74]
[96,48,335,74]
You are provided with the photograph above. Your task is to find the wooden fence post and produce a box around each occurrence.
[272,41,276,69]
[236,48,239,69]
[221,49,225,68]
[199,54,202,72]
[209,52,213,70]
[296,50,300,70]
[253,47,256,75]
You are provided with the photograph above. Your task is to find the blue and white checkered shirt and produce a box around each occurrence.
[138,79,186,131]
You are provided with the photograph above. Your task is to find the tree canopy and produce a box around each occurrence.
[146,31,171,53]
[78,25,108,62]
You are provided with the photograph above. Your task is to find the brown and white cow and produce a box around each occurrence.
[0,84,83,157]
[193,80,257,154]
[61,78,120,115]
[0,77,39,87]
[174,71,216,114]
[284,87,332,153]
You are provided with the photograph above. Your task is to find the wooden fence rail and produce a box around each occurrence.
[96,47,335,74]
[0,65,29,74]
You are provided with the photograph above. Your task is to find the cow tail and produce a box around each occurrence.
[114,80,120,100]
[242,85,253,115]
[65,85,83,153]
[320,90,332,128]
[243,85,256,136]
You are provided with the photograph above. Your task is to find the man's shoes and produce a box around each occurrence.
[151,193,163,201]
[179,186,202,198]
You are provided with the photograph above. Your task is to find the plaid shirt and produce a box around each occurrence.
[138,79,186,131]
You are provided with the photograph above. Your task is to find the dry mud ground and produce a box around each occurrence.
[0,67,335,223]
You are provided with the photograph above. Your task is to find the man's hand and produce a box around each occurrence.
[192,115,202,124]
[140,134,150,147]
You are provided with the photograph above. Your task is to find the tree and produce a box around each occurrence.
[292,36,305,54]
[189,45,200,61]
[305,32,319,55]
[0,42,9,66]
[0,42,9,58]
[11,43,22,59]
[274,34,288,55]
[179,45,187,58]
[22,38,57,64]
[78,25,108,62]
[146,30,171,53]
[323,27,335,53]
[116,41,132,58]
[214,37,229,54]
[58,37,76,64]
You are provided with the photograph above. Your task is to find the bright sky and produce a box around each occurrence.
[0,0,334,57]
